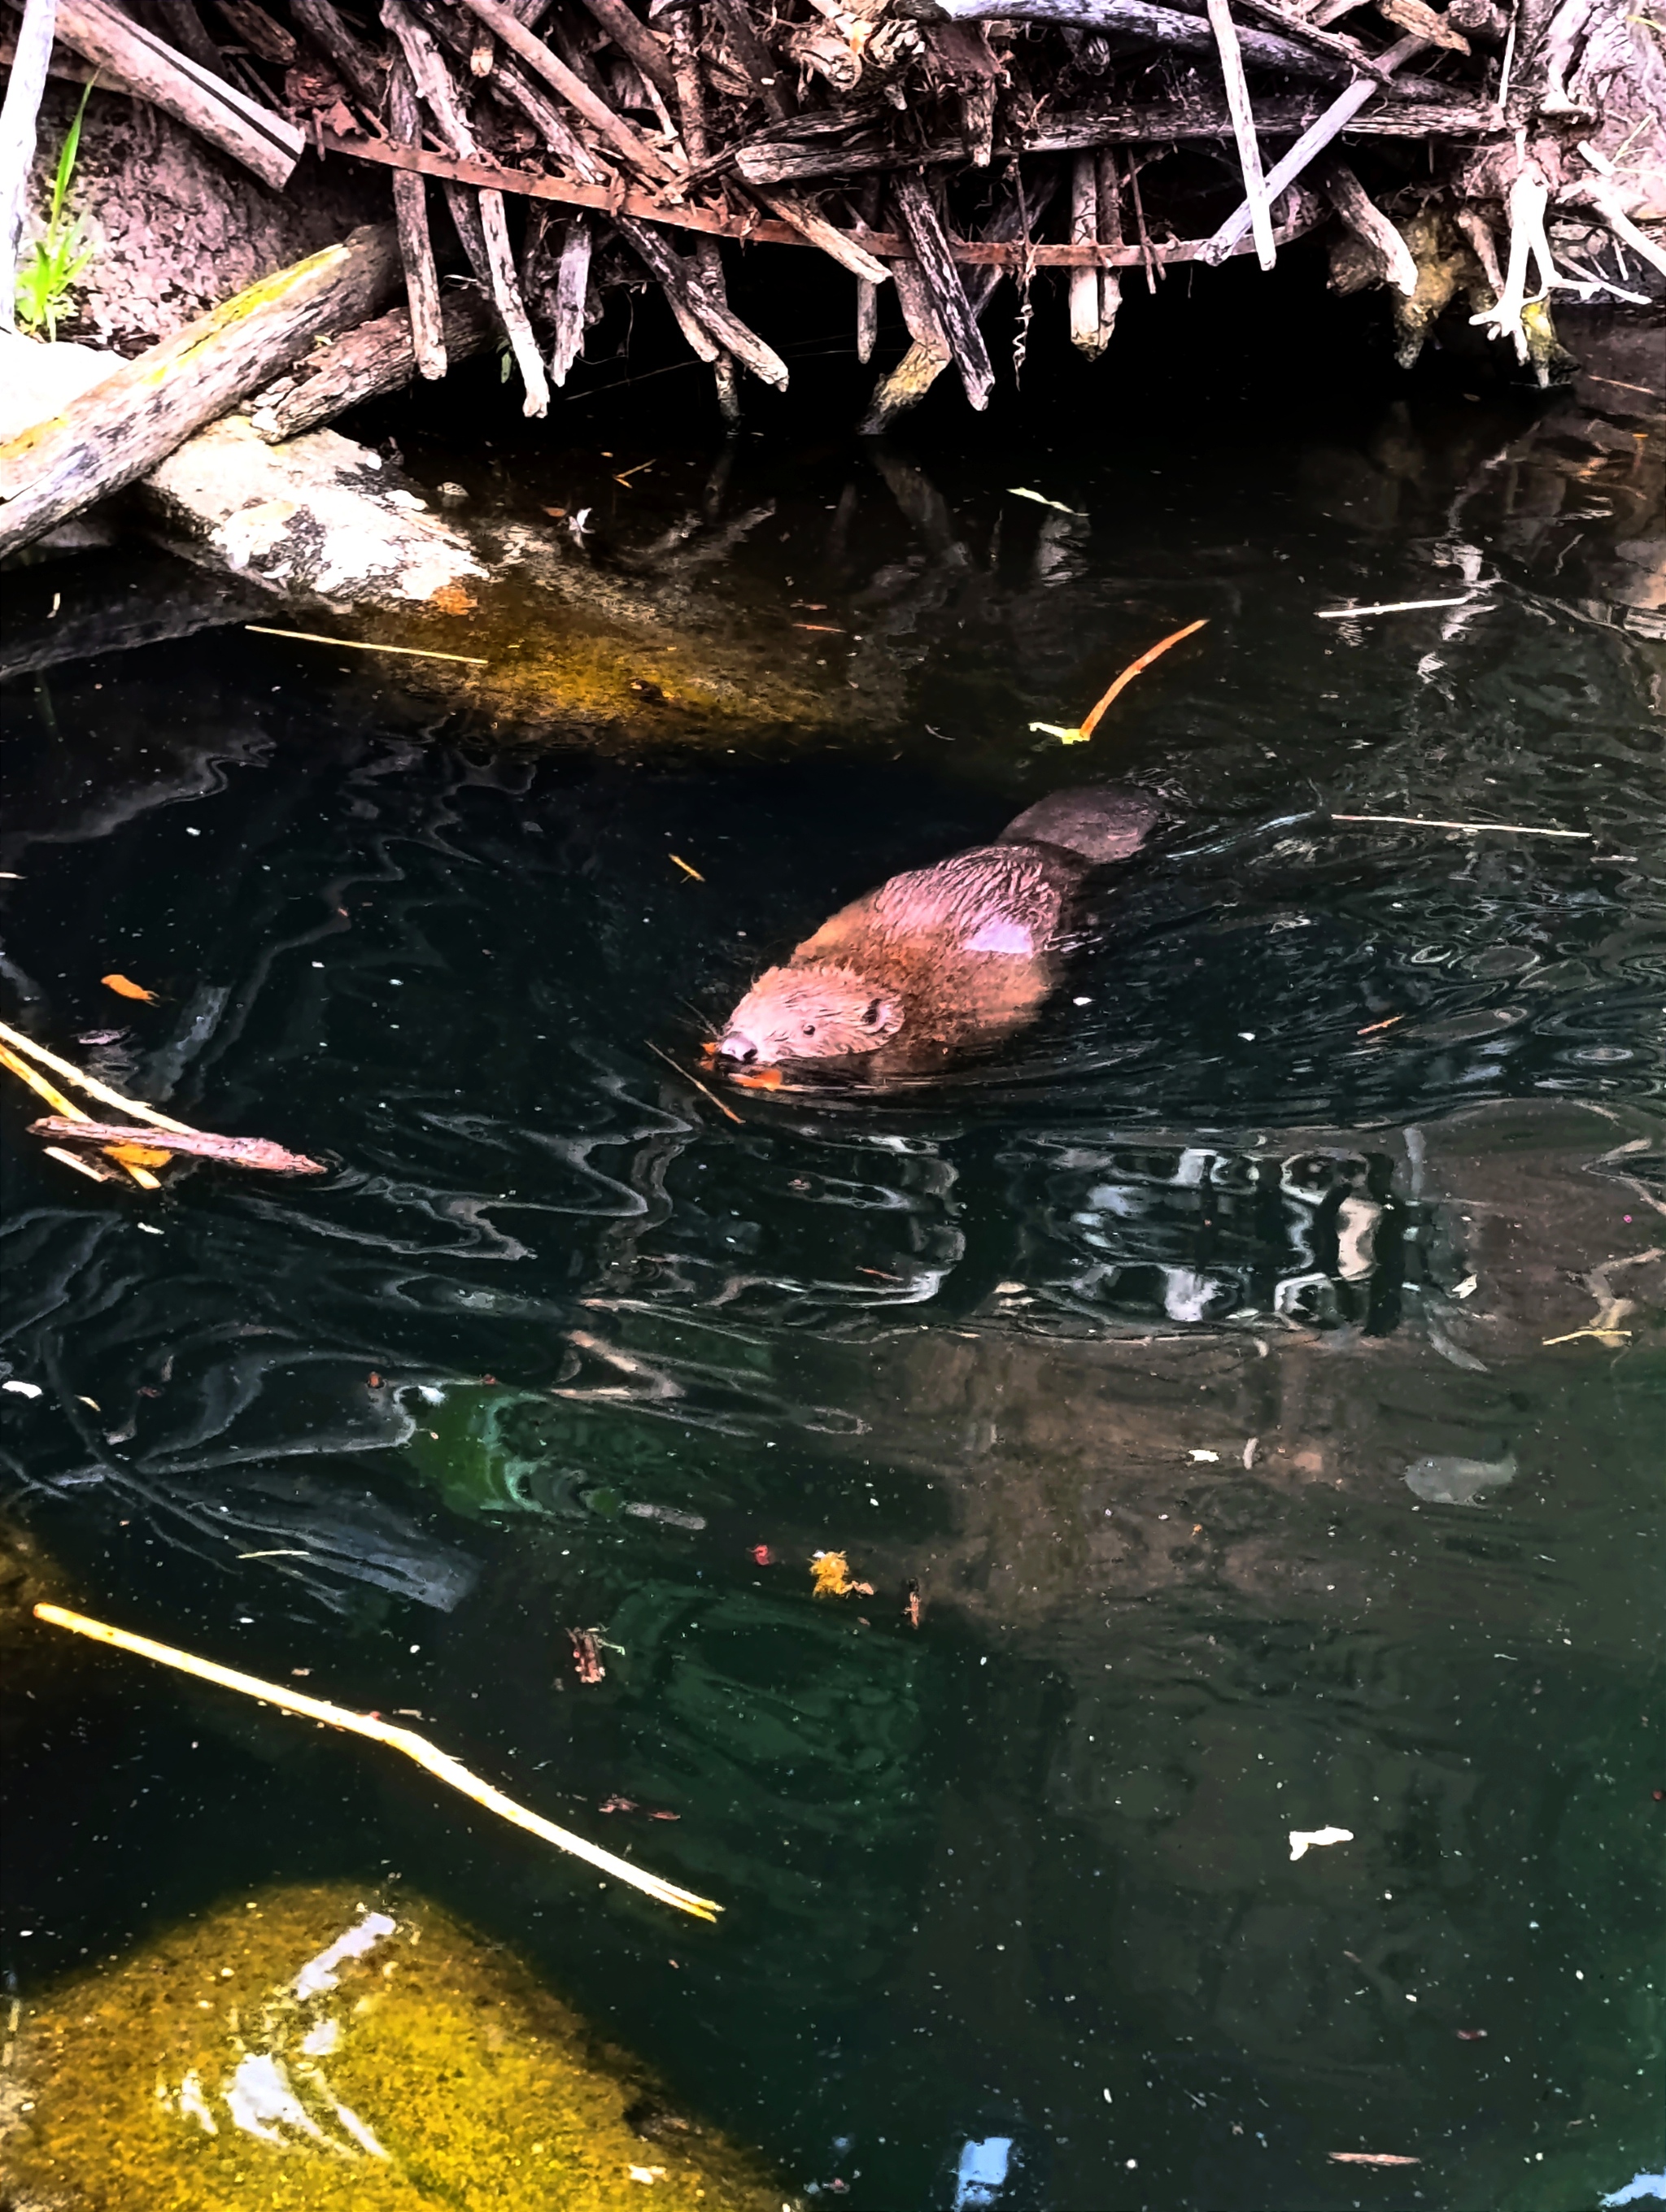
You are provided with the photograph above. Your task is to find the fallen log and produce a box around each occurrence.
[32,0,306,188]
[0,223,400,556]
[247,288,496,440]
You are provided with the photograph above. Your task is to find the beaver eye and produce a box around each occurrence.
[861,1000,882,1026]
[801,1022,816,1036]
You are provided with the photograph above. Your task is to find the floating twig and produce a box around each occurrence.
[644,1039,743,1124]
[28,1117,326,1174]
[1,1017,202,1130]
[0,1037,161,1189]
[1029,617,1208,742]
[246,625,489,665]
[1332,814,1590,838]
[1317,594,1492,616]
[669,853,704,882]
[33,1603,721,1920]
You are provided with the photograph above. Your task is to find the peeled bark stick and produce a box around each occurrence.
[33,1605,722,1920]
[289,0,386,108]
[1207,0,1277,270]
[1068,151,1105,355]
[1319,153,1416,290]
[43,0,305,188]
[0,223,399,556]
[31,1117,327,1172]
[387,53,447,379]
[382,0,548,416]
[249,289,495,438]
[893,171,993,408]
[1198,31,1427,262]
[548,213,591,384]
[447,0,677,179]
[0,0,55,331]
[756,188,891,285]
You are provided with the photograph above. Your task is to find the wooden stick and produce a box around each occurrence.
[617,216,788,388]
[0,224,399,557]
[914,0,1352,74]
[250,290,495,440]
[1068,151,1106,355]
[1317,594,1485,613]
[0,1017,198,1132]
[1317,154,1417,291]
[1077,617,1208,737]
[321,131,1326,265]
[290,0,386,109]
[246,625,490,664]
[644,1040,742,1124]
[757,188,891,285]
[386,53,447,380]
[1198,32,1428,263]
[30,1117,326,1173]
[571,0,678,106]
[382,0,549,416]
[33,1603,722,1920]
[0,1036,166,1187]
[1097,146,1123,342]
[48,0,304,189]
[893,171,993,408]
[1207,0,1277,270]
[1331,813,1590,836]
[548,213,592,386]
[447,0,678,181]
[0,0,57,331]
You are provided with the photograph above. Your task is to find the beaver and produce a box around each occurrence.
[717,784,1162,1072]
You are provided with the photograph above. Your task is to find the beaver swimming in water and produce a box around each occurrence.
[717,784,1162,1073]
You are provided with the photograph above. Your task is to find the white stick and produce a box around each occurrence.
[0,0,59,332]
[34,1603,722,1920]
[1199,33,1426,264]
[1207,0,1276,270]
[1317,595,1489,615]
[1332,813,1590,837]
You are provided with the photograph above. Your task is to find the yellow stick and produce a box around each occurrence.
[1,1039,161,1189]
[246,626,490,668]
[0,1019,195,1133]
[33,1605,721,1922]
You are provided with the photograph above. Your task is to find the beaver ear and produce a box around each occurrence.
[861,998,887,1027]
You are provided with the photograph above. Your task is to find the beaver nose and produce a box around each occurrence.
[718,1034,757,1064]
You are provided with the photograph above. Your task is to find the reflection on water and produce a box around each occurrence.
[1,362,1661,2211]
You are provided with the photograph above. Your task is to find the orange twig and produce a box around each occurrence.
[1078,618,1209,740]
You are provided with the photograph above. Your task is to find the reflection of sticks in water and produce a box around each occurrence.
[33,1604,721,1921]
[1332,814,1590,838]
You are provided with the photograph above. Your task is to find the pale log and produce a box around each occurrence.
[0,223,400,556]
[388,53,447,377]
[46,0,304,188]
[1206,0,1276,268]
[1068,150,1103,355]
[549,212,591,384]
[248,289,496,439]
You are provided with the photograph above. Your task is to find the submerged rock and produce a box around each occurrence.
[1,1883,790,2210]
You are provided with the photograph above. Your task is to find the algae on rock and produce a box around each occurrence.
[1,1882,792,2211]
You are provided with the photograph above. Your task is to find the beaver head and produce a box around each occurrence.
[717,964,902,1065]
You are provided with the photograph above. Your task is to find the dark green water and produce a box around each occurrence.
[2,353,1662,2211]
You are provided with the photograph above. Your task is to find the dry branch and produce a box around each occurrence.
[387,51,447,378]
[249,288,495,438]
[893,171,994,407]
[29,1117,327,1173]
[1207,0,1277,268]
[45,0,305,187]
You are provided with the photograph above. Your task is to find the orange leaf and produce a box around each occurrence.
[810,1550,874,1600]
[101,973,158,1004]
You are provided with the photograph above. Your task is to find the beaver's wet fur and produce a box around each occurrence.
[717,784,1162,1073]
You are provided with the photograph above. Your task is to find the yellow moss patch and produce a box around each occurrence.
[2,1883,791,2212]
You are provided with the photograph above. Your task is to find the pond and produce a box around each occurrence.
[1,330,1661,2211]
